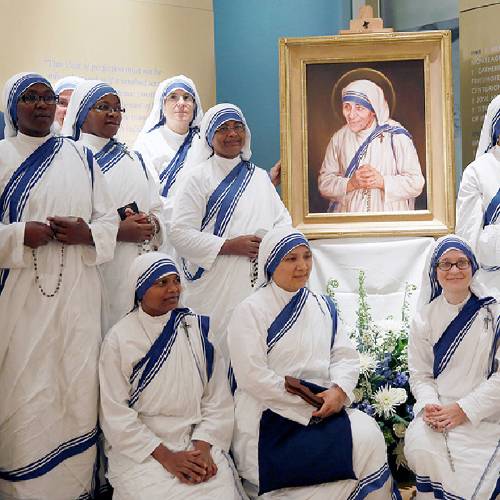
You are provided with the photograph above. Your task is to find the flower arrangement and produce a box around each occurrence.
[327,271,416,474]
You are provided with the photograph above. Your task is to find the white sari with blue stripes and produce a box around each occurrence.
[228,281,395,499]
[79,132,165,333]
[170,154,291,357]
[318,118,424,213]
[0,132,117,499]
[456,146,500,297]
[405,294,500,499]
[99,306,241,499]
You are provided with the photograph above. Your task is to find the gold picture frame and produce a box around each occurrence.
[279,31,455,239]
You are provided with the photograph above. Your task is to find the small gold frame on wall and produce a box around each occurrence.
[279,31,455,239]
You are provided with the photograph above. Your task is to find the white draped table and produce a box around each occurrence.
[308,237,435,329]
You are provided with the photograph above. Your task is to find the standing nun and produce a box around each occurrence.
[52,75,84,132]
[227,227,396,499]
[99,252,243,499]
[456,95,500,297]
[169,103,291,357]
[62,79,165,333]
[0,72,117,499]
[404,235,500,499]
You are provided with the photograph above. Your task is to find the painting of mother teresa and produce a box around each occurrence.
[308,64,427,214]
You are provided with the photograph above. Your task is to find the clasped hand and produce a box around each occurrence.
[311,385,347,419]
[423,403,468,432]
[117,212,154,243]
[347,164,384,192]
[152,441,217,485]
[24,217,93,248]
[220,234,262,259]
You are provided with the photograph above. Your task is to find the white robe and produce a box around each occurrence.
[405,294,500,499]
[227,282,393,499]
[456,147,500,297]
[169,154,291,356]
[134,125,201,258]
[0,133,117,499]
[99,306,242,499]
[318,120,425,213]
[79,133,166,333]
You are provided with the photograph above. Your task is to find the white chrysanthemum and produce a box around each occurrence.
[372,385,408,418]
[359,352,377,375]
[377,319,404,333]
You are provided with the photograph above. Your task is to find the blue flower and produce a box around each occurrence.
[393,372,409,387]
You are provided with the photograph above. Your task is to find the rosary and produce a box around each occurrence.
[32,244,65,298]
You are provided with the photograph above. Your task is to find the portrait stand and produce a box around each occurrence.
[339,6,393,35]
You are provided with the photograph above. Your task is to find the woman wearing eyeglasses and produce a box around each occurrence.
[0,73,117,499]
[62,80,166,334]
[169,104,291,358]
[404,235,500,499]
[456,95,500,298]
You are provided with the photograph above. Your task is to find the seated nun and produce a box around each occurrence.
[99,252,243,499]
[404,235,500,499]
[62,80,165,333]
[169,104,291,358]
[227,227,396,499]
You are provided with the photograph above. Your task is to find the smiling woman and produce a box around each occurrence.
[405,235,500,499]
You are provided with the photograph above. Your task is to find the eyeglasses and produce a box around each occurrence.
[92,103,125,114]
[165,93,194,104]
[19,94,58,105]
[216,123,245,134]
[436,259,471,271]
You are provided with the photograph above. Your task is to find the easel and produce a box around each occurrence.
[339,5,393,34]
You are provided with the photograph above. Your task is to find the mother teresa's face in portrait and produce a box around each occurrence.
[342,101,376,133]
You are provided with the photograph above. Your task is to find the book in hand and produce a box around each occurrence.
[284,376,324,409]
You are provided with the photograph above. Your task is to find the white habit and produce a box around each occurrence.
[169,104,291,355]
[456,147,500,298]
[318,79,424,213]
[0,131,117,499]
[99,305,241,499]
[228,276,394,499]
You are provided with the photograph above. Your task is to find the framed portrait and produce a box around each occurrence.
[279,31,455,238]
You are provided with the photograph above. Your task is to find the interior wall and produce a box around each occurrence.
[0,0,216,144]
[213,0,351,171]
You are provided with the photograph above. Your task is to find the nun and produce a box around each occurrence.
[456,95,500,297]
[227,227,396,499]
[134,75,203,195]
[52,75,84,131]
[0,72,117,499]
[318,79,424,213]
[169,103,291,357]
[62,79,165,333]
[99,252,243,499]
[404,235,500,499]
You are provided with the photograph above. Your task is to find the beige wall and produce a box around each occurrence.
[0,0,215,143]
[460,0,500,165]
